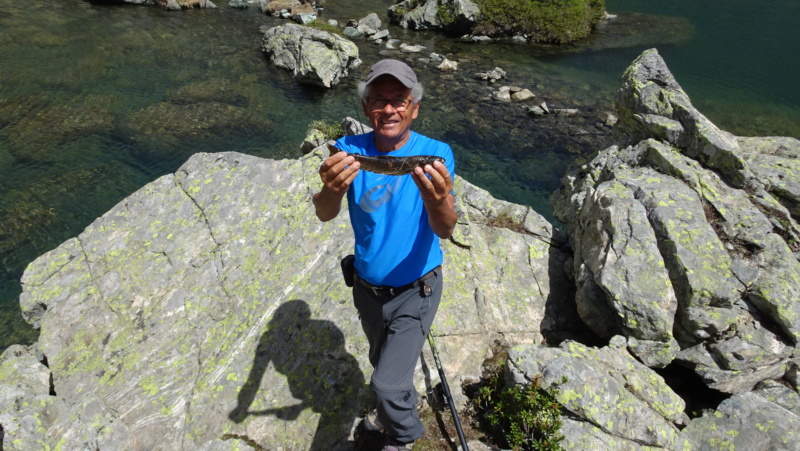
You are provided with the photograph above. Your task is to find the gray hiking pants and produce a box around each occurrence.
[353,267,443,446]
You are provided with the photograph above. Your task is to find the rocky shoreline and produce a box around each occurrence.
[1,48,798,450]
[0,3,619,289]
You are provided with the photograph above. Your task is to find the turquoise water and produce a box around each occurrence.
[1,0,797,348]
[605,0,800,137]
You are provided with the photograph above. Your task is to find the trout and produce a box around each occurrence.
[327,144,445,176]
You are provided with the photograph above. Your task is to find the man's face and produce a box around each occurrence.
[362,75,420,151]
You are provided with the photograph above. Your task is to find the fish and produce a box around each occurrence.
[327,144,445,176]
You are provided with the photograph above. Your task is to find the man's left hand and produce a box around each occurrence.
[411,161,453,204]
[411,161,457,239]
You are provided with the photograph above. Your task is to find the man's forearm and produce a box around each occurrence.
[312,187,344,222]
[425,194,457,239]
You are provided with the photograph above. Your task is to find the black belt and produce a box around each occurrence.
[356,266,440,297]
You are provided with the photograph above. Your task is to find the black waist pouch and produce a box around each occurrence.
[340,254,355,287]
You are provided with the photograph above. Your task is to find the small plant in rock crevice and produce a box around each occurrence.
[467,344,566,451]
[305,19,344,36]
[307,120,344,142]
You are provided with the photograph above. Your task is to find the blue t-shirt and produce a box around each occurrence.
[336,131,455,287]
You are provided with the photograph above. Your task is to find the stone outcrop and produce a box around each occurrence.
[3,48,800,450]
[508,339,692,450]
[261,23,361,88]
[389,0,604,43]
[3,127,572,448]
[388,0,481,34]
[546,48,800,448]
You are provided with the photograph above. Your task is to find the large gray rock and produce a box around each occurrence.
[552,48,800,396]
[507,340,690,449]
[389,0,480,34]
[682,391,800,450]
[614,49,754,189]
[0,345,68,449]
[13,140,572,449]
[261,23,361,88]
[358,12,382,31]
[8,47,800,450]
[572,174,679,367]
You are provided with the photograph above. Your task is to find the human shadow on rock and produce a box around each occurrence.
[229,299,367,450]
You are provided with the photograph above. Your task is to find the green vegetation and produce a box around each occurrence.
[473,0,605,43]
[437,0,457,27]
[472,356,566,450]
[307,120,344,142]
[305,20,343,36]
[482,211,528,233]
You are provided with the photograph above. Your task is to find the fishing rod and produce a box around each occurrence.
[427,332,469,451]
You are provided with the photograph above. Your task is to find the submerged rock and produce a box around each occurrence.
[3,104,113,163]
[166,78,250,106]
[121,101,273,161]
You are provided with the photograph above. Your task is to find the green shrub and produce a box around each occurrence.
[305,20,343,36]
[307,120,344,141]
[473,0,605,43]
[437,0,457,27]
[474,363,566,450]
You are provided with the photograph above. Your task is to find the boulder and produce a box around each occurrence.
[389,0,441,31]
[262,0,313,16]
[261,23,361,88]
[507,340,690,449]
[293,12,317,25]
[510,88,535,102]
[358,12,382,30]
[614,48,754,188]
[389,0,480,34]
[14,130,573,449]
[682,391,800,450]
[551,48,800,395]
[438,58,458,72]
[340,115,372,136]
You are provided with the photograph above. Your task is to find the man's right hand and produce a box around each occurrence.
[312,151,360,221]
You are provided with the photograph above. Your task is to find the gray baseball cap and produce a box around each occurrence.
[364,59,417,88]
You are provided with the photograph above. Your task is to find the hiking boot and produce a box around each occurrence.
[363,409,383,432]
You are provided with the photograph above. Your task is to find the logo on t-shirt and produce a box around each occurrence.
[359,176,401,213]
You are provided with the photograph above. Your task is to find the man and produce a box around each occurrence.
[312,59,457,450]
